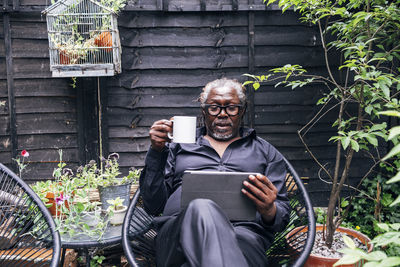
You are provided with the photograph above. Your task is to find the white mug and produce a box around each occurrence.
[167,116,197,143]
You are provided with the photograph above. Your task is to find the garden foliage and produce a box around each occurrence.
[245,0,400,249]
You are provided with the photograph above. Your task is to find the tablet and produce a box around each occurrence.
[181,170,257,221]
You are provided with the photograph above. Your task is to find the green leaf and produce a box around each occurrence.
[253,83,260,90]
[377,223,390,232]
[382,144,400,161]
[367,251,387,261]
[342,137,351,150]
[366,135,378,146]
[350,140,360,152]
[333,255,360,266]
[378,111,400,118]
[343,234,356,249]
[390,195,400,207]
[380,257,400,267]
[388,126,400,140]
[387,171,400,184]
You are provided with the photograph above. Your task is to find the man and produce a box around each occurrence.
[139,78,290,267]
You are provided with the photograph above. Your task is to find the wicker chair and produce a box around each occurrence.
[0,163,61,267]
[122,157,315,267]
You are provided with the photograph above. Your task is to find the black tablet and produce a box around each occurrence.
[181,170,257,221]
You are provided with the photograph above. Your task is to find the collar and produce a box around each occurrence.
[196,126,256,141]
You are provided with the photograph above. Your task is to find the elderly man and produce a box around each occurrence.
[139,78,290,267]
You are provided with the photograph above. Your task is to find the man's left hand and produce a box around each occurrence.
[242,174,277,224]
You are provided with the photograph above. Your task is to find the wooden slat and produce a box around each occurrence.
[3,13,17,167]
[118,11,302,28]
[109,137,150,153]
[18,134,78,150]
[14,79,75,97]
[0,248,52,263]
[16,96,76,114]
[16,113,77,135]
[120,26,320,48]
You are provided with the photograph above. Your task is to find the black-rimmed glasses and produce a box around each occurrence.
[202,104,243,116]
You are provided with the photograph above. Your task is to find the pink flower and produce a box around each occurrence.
[21,150,29,158]
[55,193,70,205]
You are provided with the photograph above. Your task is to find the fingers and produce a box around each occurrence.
[242,174,277,208]
[149,119,173,151]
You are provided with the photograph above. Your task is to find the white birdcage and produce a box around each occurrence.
[42,0,122,77]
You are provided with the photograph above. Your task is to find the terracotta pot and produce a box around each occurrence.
[94,32,112,52]
[59,50,78,65]
[287,225,373,267]
[45,192,70,217]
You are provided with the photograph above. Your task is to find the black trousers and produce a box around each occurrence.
[155,199,269,267]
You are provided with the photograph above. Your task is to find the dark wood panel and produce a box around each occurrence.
[254,85,321,105]
[0,60,7,79]
[120,27,247,47]
[119,11,301,28]
[121,26,319,48]
[16,113,77,134]
[259,132,334,147]
[0,80,6,97]
[254,46,327,67]
[108,126,150,138]
[16,96,76,114]
[0,136,11,152]
[108,86,202,96]
[122,46,248,70]
[17,147,78,163]
[20,161,80,182]
[12,58,51,79]
[0,115,9,135]
[18,133,78,150]
[124,0,281,11]
[112,69,248,89]
[0,151,12,165]
[117,152,147,168]
[0,97,7,115]
[109,137,150,153]
[12,39,49,58]
[121,46,326,70]
[255,123,337,134]
[107,107,201,127]
[11,21,48,39]
[108,93,200,108]
[14,78,75,97]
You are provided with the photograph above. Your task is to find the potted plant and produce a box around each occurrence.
[96,153,140,211]
[106,197,127,225]
[245,0,399,265]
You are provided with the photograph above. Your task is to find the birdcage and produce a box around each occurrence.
[42,0,122,77]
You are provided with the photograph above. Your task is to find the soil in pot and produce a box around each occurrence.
[288,225,373,267]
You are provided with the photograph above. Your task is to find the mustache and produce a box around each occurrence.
[211,120,233,127]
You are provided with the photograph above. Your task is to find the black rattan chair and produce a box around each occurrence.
[122,157,315,267]
[0,163,61,267]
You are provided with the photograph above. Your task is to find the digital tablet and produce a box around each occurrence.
[181,170,257,221]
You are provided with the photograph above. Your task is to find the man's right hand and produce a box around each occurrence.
[149,119,173,152]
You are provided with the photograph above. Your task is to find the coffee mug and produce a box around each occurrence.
[167,116,197,143]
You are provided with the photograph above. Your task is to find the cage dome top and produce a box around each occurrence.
[42,0,116,16]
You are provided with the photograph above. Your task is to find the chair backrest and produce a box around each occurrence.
[0,163,61,267]
[266,157,316,267]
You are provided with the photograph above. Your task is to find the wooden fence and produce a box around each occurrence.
[0,0,385,205]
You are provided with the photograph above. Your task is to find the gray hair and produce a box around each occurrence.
[199,78,246,105]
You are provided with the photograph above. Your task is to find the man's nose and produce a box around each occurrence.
[218,107,229,117]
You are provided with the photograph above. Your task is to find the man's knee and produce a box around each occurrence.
[187,198,216,211]
[185,198,225,222]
